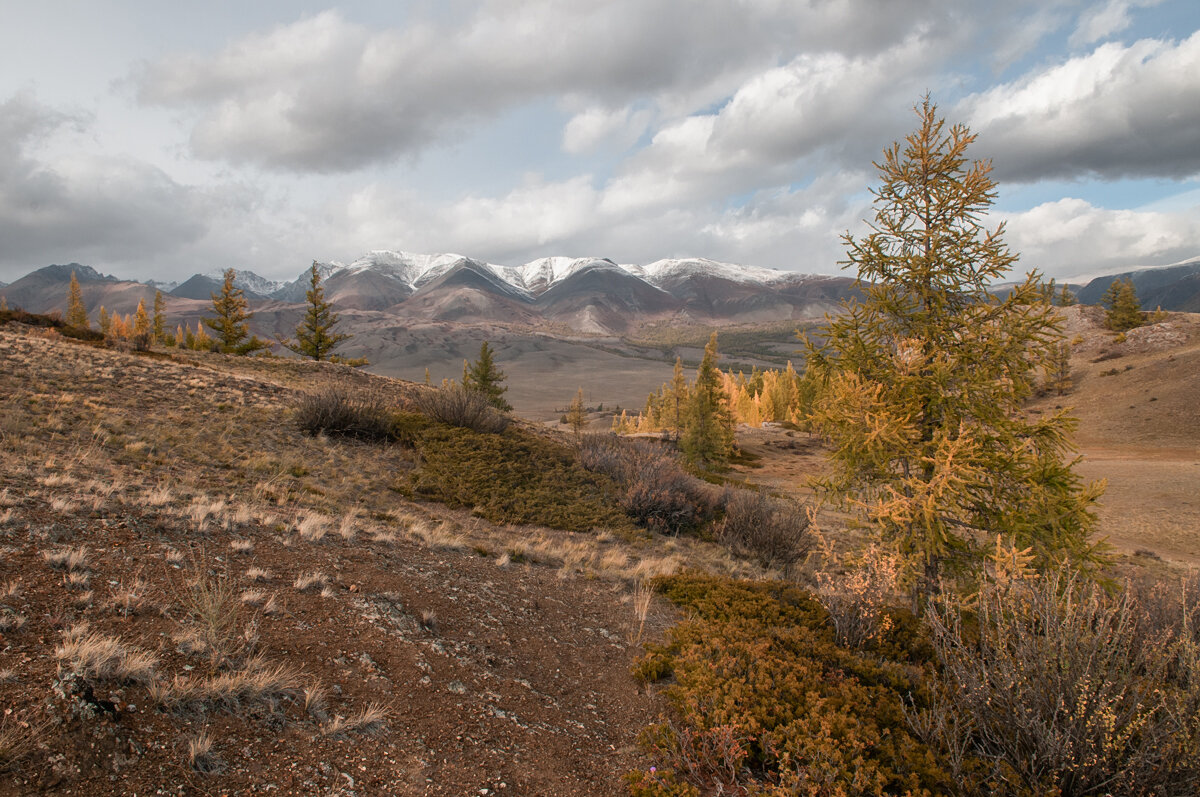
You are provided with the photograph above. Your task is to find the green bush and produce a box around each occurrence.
[631,573,949,796]
[408,425,635,533]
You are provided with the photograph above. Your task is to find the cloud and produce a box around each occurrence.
[1001,196,1200,276]
[1068,0,1159,49]
[562,106,652,154]
[132,1,964,173]
[962,31,1200,181]
[0,93,211,276]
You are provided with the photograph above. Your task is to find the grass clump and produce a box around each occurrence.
[408,425,633,533]
[55,623,159,684]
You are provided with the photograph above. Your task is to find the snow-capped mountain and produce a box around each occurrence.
[0,252,860,334]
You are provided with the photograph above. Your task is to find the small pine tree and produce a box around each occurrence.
[464,341,511,411]
[152,290,166,342]
[1058,284,1077,307]
[97,305,111,336]
[1104,277,1142,332]
[680,333,735,469]
[566,387,587,435]
[0,295,7,312]
[1044,341,1073,396]
[175,323,186,348]
[284,262,351,361]
[203,269,268,355]
[66,271,89,329]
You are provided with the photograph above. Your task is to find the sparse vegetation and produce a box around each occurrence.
[295,386,400,440]
[413,383,509,433]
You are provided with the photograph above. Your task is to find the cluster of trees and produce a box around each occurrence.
[1102,276,1144,332]
[615,357,820,439]
[62,263,363,362]
[612,333,737,469]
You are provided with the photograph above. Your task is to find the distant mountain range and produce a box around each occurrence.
[1075,257,1200,313]
[0,252,859,334]
[4,252,1199,335]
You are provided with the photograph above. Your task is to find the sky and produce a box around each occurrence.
[1,0,1198,285]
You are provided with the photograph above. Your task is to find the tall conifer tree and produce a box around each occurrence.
[152,290,166,342]
[203,269,268,355]
[285,262,352,361]
[808,98,1103,601]
[680,333,734,469]
[464,341,511,411]
[66,271,89,329]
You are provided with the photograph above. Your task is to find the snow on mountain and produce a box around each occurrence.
[202,269,288,298]
[627,258,795,287]
[319,251,800,296]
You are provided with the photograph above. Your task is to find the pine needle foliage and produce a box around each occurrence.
[679,333,734,469]
[285,261,353,362]
[203,269,268,355]
[463,341,511,411]
[566,387,587,435]
[807,98,1104,600]
[1102,277,1143,332]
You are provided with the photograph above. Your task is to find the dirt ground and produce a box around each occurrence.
[0,326,678,796]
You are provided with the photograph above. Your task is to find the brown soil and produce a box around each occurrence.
[0,326,673,796]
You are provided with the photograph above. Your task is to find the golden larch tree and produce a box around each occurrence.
[807,98,1104,601]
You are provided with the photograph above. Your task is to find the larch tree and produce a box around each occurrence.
[807,98,1104,602]
[152,290,166,342]
[566,387,587,435]
[97,306,111,336]
[464,341,511,411]
[203,268,268,355]
[680,332,734,469]
[66,271,89,329]
[133,298,151,338]
[285,262,354,362]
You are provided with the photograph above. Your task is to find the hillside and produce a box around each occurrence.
[4,324,776,794]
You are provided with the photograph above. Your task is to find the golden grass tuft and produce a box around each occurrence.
[55,623,158,684]
[42,546,89,572]
[151,654,304,711]
[319,702,390,738]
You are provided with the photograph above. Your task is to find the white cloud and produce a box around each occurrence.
[1002,196,1200,276]
[0,93,210,275]
[562,106,652,154]
[132,1,965,172]
[962,31,1200,181]
[1069,0,1160,48]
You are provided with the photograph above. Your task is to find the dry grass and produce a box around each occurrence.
[293,572,329,593]
[627,580,654,646]
[186,729,221,774]
[0,609,26,633]
[109,576,151,617]
[229,539,254,554]
[0,712,45,773]
[177,563,247,668]
[245,566,271,582]
[296,513,329,543]
[151,654,304,711]
[319,702,390,738]
[42,546,89,572]
[55,623,159,684]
